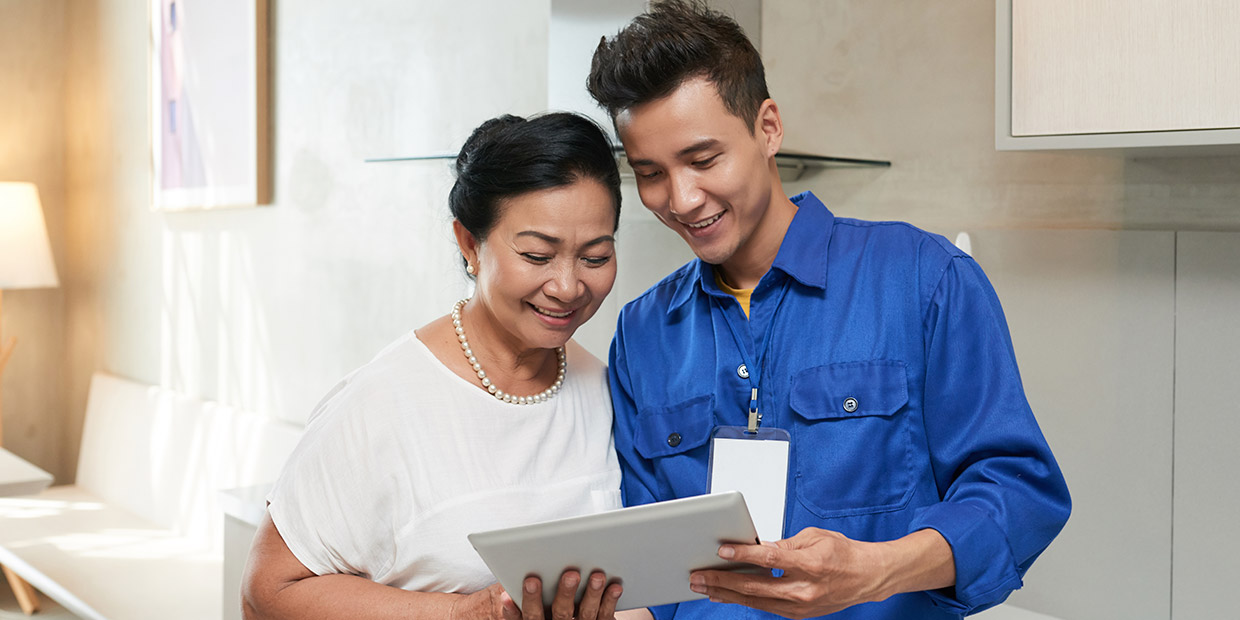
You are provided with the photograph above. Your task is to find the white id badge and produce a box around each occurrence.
[707,426,791,542]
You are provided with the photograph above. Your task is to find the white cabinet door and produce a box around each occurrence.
[997,0,1240,151]
[973,230,1175,619]
[1173,232,1240,619]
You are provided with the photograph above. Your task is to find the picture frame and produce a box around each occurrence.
[150,0,271,211]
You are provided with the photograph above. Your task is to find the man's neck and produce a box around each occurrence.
[717,194,798,290]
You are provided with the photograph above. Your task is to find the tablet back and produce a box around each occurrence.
[468,491,760,610]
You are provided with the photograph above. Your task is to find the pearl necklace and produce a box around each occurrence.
[452,299,566,405]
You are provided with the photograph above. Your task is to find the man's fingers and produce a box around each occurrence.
[699,587,810,620]
[549,570,580,620]
[689,568,801,601]
[719,541,791,570]
[520,577,544,619]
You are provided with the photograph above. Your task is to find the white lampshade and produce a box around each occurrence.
[0,182,60,290]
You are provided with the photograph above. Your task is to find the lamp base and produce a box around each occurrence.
[0,288,14,445]
[0,289,40,616]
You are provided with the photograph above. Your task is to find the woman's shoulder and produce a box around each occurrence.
[303,330,435,428]
[565,339,606,373]
[563,339,610,397]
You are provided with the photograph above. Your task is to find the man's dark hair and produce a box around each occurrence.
[449,112,621,276]
[587,0,770,133]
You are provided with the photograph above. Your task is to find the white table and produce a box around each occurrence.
[220,484,272,620]
[1,447,54,614]
[0,448,52,497]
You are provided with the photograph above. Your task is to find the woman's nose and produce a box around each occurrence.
[545,262,584,301]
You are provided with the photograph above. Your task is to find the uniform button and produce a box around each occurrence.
[843,397,859,413]
[667,432,682,447]
[736,364,750,379]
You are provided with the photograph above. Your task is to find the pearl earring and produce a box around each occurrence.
[466,264,475,275]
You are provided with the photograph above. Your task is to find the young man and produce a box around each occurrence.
[588,2,1071,619]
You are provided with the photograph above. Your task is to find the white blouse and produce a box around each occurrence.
[267,332,622,593]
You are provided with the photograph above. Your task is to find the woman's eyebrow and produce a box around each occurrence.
[516,231,615,247]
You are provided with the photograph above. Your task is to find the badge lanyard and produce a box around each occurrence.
[715,276,793,432]
[707,275,793,541]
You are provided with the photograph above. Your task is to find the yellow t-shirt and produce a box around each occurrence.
[714,270,753,318]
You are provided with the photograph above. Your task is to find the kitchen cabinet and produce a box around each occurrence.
[996,0,1240,151]
[1172,232,1240,619]
[970,229,1240,619]
[974,230,1175,619]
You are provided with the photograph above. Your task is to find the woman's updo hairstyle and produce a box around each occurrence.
[449,112,622,263]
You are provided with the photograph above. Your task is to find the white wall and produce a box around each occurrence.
[0,0,68,479]
[59,0,554,464]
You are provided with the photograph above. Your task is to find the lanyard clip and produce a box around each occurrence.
[746,387,761,433]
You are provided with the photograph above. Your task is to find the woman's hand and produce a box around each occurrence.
[511,570,624,620]
[450,583,514,620]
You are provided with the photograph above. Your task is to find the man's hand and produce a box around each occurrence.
[688,527,954,619]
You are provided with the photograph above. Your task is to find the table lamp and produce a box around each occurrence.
[0,181,61,447]
[0,181,59,615]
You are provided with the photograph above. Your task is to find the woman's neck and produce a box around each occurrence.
[459,300,559,384]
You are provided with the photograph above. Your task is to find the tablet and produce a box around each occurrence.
[468,491,760,611]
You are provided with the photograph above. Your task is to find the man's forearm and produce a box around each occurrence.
[872,528,956,601]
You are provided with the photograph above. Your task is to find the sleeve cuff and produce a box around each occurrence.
[908,501,1023,614]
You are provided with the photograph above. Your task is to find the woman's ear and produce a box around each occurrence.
[755,98,784,158]
[452,220,480,270]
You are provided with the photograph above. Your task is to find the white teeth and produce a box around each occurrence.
[686,213,723,229]
[534,306,572,318]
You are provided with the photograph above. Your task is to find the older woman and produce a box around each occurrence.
[242,113,650,620]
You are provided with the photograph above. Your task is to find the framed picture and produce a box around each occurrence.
[151,0,271,211]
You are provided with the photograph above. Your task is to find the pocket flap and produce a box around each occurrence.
[633,394,714,459]
[790,360,908,420]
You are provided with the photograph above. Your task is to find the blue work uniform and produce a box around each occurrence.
[608,192,1070,619]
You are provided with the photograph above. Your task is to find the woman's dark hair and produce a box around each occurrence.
[449,112,621,265]
[587,0,769,133]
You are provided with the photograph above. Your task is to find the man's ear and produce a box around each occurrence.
[452,220,480,269]
[755,98,784,158]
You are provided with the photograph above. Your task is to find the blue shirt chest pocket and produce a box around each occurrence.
[633,394,714,499]
[789,360,916,518]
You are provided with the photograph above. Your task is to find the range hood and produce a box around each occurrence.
[366,149,889,183]
[367,0,890,182]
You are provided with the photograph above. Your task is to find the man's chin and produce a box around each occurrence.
[687,241,735,266]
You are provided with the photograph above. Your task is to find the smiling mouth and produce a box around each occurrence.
[531,304,575,319]
[684,212,723,229]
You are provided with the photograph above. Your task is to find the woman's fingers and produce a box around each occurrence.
[598,582,623,619]
[513,570,620,620]
[549,570,581,620]
[499,590,522,620]
[520,576,545,619]
[575,571,606,620]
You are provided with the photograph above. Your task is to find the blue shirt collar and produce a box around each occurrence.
[667,191,834,314]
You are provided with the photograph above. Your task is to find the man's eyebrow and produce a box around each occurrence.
[676,138,721,158]
[516,231,616,247]
[627,139,721,167]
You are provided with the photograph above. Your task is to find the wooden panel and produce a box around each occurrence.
[1173,232,1240,619]
[1010,0,1240,137]
[972,230,1175,620]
